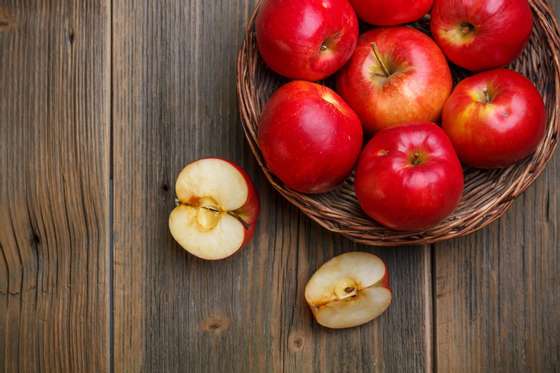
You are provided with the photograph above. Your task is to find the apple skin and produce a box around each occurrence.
[337,27,452,134]
[174,158,260,253]
[256,0,358,81]
[168,158,260,260]
[223,159,260,246]
[258,81,363,194]
[304,252,392,329]
[442,69,546,168]
[349,0,432,26]
[355,123,464,231]
[431,0,532,71]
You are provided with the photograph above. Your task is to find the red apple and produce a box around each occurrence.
[350,0,432,26]
[305,252,391,329]
[442,69,546,168]
[337,27,452,134]
[431,0,533,71]
[258,81,363,194]
[355,123,464,231]
[256,0,358,81]
[169,158,259,260]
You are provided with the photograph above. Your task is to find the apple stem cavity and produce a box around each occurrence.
[410,152,425,166]
[460,22,475,36]
[321,31,341,53]
[371,43,391,78]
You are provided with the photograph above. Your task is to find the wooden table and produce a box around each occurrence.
[1,1,559,372]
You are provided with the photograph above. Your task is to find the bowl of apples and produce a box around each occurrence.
[237,0,560,246]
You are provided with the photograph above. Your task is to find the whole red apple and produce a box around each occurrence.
[256,0,358,81]
[442,69,546,168]
[355,123,464,231]
[337,27,452,134]
[431,0,533,71]
[350,0,432,25]
[259,81,363,194]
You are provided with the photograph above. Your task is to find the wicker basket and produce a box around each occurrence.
[237,0,560,246]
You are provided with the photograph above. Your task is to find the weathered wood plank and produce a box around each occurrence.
[112,1,432,371]
[0,1,111,372]
[433,3,560,371]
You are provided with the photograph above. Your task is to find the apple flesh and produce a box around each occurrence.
[258,81,363,194]
[431,0,532,71]
[350,0,432,26]
[355,123,464,231]
[256,0,358,81]
[337,27,452,134]
[305,252,391,329]
[169,158,259,260]
[442,69,546,168]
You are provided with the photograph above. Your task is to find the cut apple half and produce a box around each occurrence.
[169,158,259,260]
[305,252,392,329]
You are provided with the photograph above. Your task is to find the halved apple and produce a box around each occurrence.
[169,158,259,260]
[305,252,392,329]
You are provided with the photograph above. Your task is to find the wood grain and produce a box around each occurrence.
[112,1,431,371]
[434,162,560,372]
[0,1,111,372]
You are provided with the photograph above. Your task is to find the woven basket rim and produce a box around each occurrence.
[236,0,560,247]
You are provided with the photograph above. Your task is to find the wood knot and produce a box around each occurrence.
[31,232,41,245]
[0,8,14,32]
[288,333,305,352]
[160,183,170,192]
[201,316,230,335]
[67,30,75,45]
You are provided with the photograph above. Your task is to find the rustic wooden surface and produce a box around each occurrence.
[0,1,111,372]
[1,1,559,372]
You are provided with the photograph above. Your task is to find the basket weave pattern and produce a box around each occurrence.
[237,0,560,246]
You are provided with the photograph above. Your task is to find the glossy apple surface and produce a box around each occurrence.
[350,0,432,25]
[442,69,546,168]
[355,123,464,231]
[337,27,452,134]
[169,158,260,260]
[431,0,532,71]
[259,81,363,194]
[305,252,391,329]
[256,0,358,81]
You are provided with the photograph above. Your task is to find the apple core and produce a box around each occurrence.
[334,279,359,300]
[195,207,221,231]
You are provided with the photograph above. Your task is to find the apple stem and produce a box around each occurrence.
[483,89,491,104]
[371,43,391,78]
